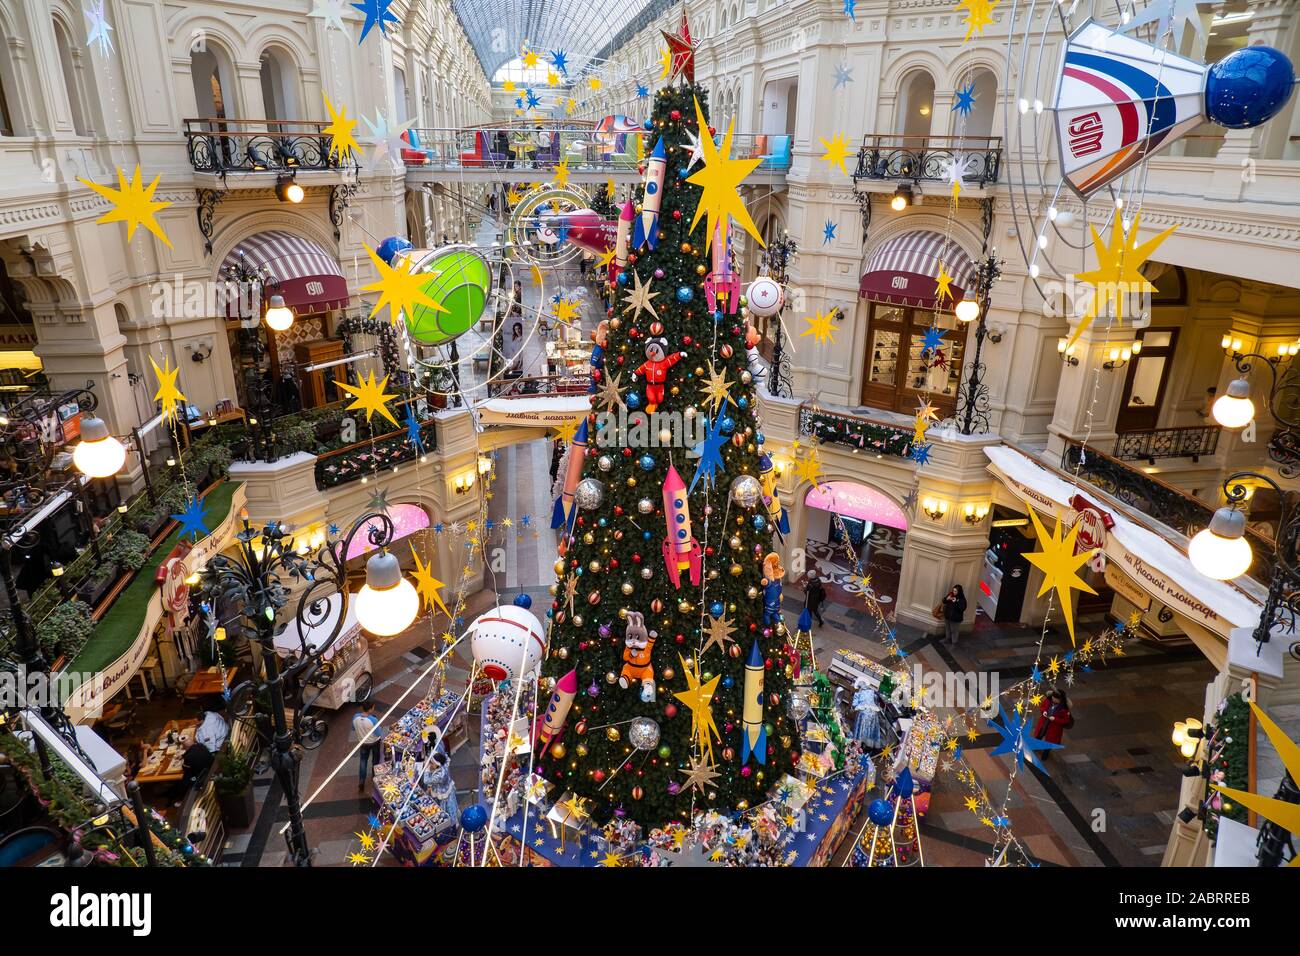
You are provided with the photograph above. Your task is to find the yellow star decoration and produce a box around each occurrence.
[588,75,602,91]
[522,50,540,67]
[79,165,173,248]
[361,243,441,325]
[818,133,853,176]
[658,47,672,79]
[552,297,580,325]
[1068,214,1176,349]
[410,545,449,617]
[795,447,824,487]
[606,178,617,200]
[955,0,1000,42]
[553,159,571,189]
[322,92,361,164]
[801,309,836,346]
[502,80,516,93]
[547,69,560,87]
[355,831,376,851]
[595,247,616,270]
[336,370,400,427]
[552,416,582,444]
[530,264,544,287]
[699,361,735,412]
[964,796,979,812]
[1214,702,1300,865]
[150,355,186,422]
[672,653,722,762]
[935,260,955,303]
[506,189,522,206]
[565,98,577,117]
[347,851,372,866]
[686,97,764,252]
[1023,509,1097,645]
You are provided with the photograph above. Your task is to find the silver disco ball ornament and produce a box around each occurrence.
[597,454,614,472]
[629,716,661,751]
[729,474,763,510]
[637,497,655,514]
[574,478,605,510]
[788,691,812,721]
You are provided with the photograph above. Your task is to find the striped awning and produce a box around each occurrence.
[860,230,977,309]
[221,230,348,319]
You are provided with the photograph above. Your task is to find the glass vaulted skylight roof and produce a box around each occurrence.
[452,0,674,84]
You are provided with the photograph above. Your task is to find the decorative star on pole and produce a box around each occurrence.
[404,405,424,451]
[620,270,659,321]
[337,370,400,427]
[689,411,728,493]
[410,545,449,617]
[989,702,1061,772]
[368,487,392,513]
[361,242,440,325]
[84,1,114,57]
[171,495,210,542]
[660,11,696,84]
[920,324,946,356]
[351,0,399,43]
[678,754,721,794]
[309,0,357,34]
[682,128,706,172]
[687,97,764,252]
[150,355,186,422]
[1068,214,1176,350]
[819,133,853,176]
[832,62,854,90]
[1024,509,1097,645]
[801,309,836,346]
[78,166,173,248]
[322,93,361,164]
[700,611,737,656]
[593,369,626,413]
[935,260,955,303]
[673,653,722,762]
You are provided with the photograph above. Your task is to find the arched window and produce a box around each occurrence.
[191,43,237,123]
[953,67,997,140]
[897,69,935,141]
[259,46,300,128]
[0,40,15,135]
[53,17,88,135]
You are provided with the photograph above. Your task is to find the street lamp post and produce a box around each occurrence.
[955,254,1002,436]
[200,510,417,866]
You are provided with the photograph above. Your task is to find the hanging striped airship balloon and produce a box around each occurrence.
[1054,20,1295,198]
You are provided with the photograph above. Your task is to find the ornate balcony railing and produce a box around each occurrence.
[185,118,347,175]
[1114,425,1220,463]
[852,134,1002,186]
[797,404,915,461]
[1061,437,1275,583]
[314,420,438,490]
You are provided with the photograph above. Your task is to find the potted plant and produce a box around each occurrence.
[101,529,151,573]
[213,748,255,829]
[35,600,95,660]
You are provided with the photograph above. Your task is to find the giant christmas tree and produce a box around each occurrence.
[536,35,801,829]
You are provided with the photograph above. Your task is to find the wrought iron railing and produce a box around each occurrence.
[1114,425,1220,463]
[1060,437,1275,583]
[314,420,438,490]
[184,118,347,175]
[797,404,915,461]
[852,134,1002,185]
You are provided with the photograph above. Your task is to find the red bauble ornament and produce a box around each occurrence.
[672,209,682,220]
[664,703,678,718]
[670,109,681,120]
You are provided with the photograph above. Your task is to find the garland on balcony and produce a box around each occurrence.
[315,421,437,488]
[1204,692,1250,841]
[336,317,404,383]
[802,408,915,460]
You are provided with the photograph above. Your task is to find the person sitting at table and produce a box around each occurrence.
[195,706,229,752]
[172,736,214,806]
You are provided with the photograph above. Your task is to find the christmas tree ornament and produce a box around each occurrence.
[629,717,661,750]
[744,275,784,317]
[574,477,605,510]
[729,474,763,509]
[618,611,657,702]
[661,464,704,588]
[632,137,667,250]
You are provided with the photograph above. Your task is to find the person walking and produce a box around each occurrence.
[1032,689,1073,758]
[353,701,383,793]
[804,575,827,628]
[938,584,967,646]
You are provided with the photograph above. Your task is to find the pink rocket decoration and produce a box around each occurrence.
[535,668,578,752]
[548,208,617,259]
[611,199,634,285]
[704,221,740,315]
[660,464,702,589]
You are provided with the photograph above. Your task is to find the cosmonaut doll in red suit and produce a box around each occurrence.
[635,337,686,413]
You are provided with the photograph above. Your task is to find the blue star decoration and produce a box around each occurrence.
[843,0,856,20]
[690,411,728,493]
[832,63,854,90]
[352,0,398,42]
[822,219,837,244]
[526,88,542,110]
[515,96,525,110]
[550,50,569,74]
[520,514,532,528]
[910,442,932,466]
[637,84,650,99]
[920,324,946,356]
[405,406,424,452]
[954,81,977,116]
[988,702,1061,773]
[171,495,210,542]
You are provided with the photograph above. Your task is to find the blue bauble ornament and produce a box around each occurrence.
[1205,46,1296,129]
[721,675,734,689]
[710,601,725,617]
[713,310,723,323]
[737,396,749,409]
[616,271,629,286]
[639,453,655,471]
[720,415,735,433]
[460,803,490,833]
[752,514,767,531]
[643,119,655,131]
[643,530,652,540]
[626,391,642,410]
[868,798,894,827]
[676,285,693,303]
[755,430,765,445]
[598,517,608,527]
[376,235,413,266]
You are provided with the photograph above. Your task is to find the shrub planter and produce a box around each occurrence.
[77,563,120,607]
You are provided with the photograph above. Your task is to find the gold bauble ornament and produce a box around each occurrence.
[606,671,618,684]
[677,599,693,614]
[661,666,675,681]
[730,563,743,576]
[747,586,759,599]
[572,613,584,627]
[621,581,634,595]
[575,743,589,757]
[556,646,569,660]
[606,726,621,741]
[730,535,742,549]
[553,559,566,575]
[589,560,601,573]
[681,242,692,254]
[550,742,567,759]
[583,532,595,545]
[707,569,719,580]
[626,477,637,488]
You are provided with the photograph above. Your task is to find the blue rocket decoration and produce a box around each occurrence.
[632,137,667,250]
[741,640,767,765]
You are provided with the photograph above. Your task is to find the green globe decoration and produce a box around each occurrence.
[404,247,492,345]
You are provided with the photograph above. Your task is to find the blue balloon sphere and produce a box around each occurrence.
[676,285,694,303]
[377,235,414,266]
[1205,46,1296,129]
[639,454,656,471]
[868,798,894,826]
[460,803,490,833]
[513,593,533,609]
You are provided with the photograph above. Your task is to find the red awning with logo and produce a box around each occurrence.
[859,230,977,309]
[221,230,348,318]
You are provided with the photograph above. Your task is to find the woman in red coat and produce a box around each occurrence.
[1033,690,1073,754]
